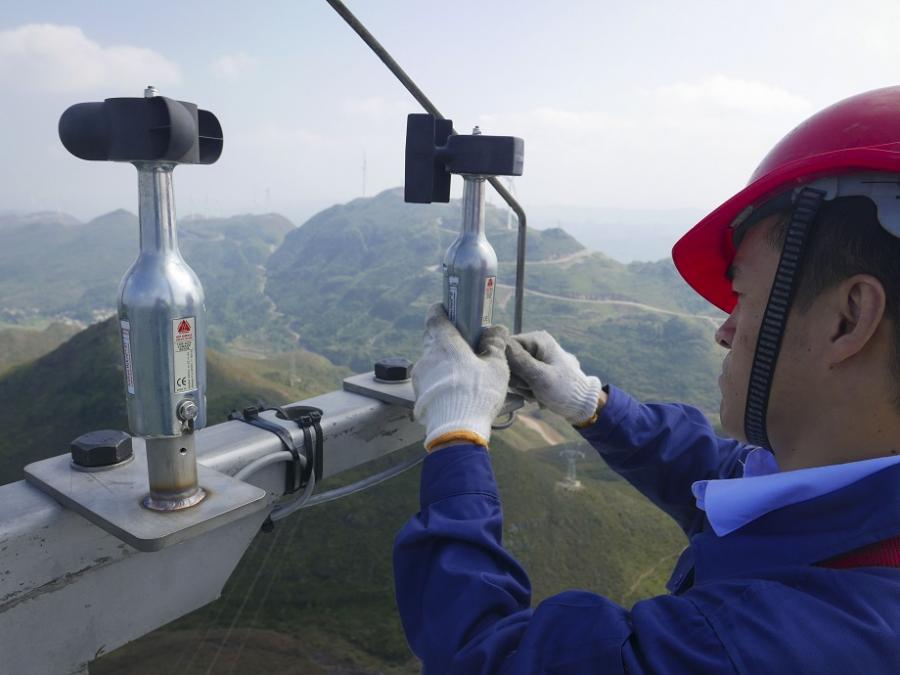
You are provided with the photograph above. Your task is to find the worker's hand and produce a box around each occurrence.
[506,331,604,426]
[412,304,510,451]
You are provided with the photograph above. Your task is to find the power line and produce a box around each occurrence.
[201,524,289,674]
[224,512,308,673]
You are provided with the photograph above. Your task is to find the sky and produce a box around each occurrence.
[2,0,900,259]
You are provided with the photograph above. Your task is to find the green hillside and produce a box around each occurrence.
[265,188,585,372]
[0,322,79,375]
[265,188,725,413]
[0,192,725,413]
[519,254,717,316]
[513,293,724,412]
[0,210,296,350]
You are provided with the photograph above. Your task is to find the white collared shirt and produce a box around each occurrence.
[692,449,900,536]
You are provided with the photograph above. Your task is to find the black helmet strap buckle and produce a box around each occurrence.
[743,187,825,449]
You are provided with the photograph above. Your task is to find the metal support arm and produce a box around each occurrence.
[0,383,423,674]
[1,376,523,674]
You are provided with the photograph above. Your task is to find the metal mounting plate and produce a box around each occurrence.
[343,371,417,408]
[343,371,526,414]
[24,439,267,552]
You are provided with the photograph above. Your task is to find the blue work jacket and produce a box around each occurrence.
[393,385,900,674]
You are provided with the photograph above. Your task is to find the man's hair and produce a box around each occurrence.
[768,196,900,397]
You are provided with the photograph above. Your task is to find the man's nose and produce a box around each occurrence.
[715,315,735,349]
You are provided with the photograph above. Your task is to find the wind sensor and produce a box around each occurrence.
[58,86,222,510]
[405,114,524,348]
[22,88,265,554]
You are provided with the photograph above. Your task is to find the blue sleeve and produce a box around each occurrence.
[579,385,753,536]
[393,444,734,675]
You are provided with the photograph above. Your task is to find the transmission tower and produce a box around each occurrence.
[558,446,586,490]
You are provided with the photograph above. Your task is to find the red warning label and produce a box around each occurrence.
[172,316,197,393]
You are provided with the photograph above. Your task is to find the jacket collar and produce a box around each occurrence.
[690,461,900,585]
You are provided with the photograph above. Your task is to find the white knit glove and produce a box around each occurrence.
[506,331,603,426]
[412,304,510,451]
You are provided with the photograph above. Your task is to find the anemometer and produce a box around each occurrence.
[58,86,222,511]
[405,114,524,348]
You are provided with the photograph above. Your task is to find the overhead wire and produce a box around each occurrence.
[224,453,423,670]
[176,518,280,674]
[201,513,294,675]
[223,505,309,674]
[202,448,316,672]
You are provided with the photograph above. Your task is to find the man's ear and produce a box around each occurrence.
[828,274,887,365]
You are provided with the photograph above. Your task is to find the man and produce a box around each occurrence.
[394,87,900,673]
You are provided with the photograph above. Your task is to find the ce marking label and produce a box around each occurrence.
[176,376,190,389]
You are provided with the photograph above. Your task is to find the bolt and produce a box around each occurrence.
[70,430,133,468]
[177,399,199,422]
[144,85,159,98]
[472,125,482,135]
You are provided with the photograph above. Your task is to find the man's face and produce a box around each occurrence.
[715,216,787,440]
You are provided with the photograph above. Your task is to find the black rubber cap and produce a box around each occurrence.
[404,113,524,204]
[70,429,133,468]
[374,357,413,382]
[59,96,223,165]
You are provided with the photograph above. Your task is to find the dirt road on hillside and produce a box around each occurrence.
[496,284,721,328]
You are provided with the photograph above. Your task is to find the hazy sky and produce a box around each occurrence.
[2,0,900,241]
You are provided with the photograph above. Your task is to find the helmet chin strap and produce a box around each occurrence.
[743,187,825,449]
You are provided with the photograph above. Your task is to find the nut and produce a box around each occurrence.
[70,429,133,468]
[374,357,413,383]
[177,399,199,422]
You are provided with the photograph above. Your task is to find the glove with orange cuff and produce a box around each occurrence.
[506,330,604,427]
[412,304,510,452]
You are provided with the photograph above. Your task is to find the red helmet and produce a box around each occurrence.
[673,86,900,313]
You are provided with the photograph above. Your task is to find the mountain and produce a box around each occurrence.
[265,188,584,371]
[0,210,296,350]
[0,193,725,414]
[0,210,81,230]
[0,322,80,376]
[266,188,724,412]
[0,209,133,320]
